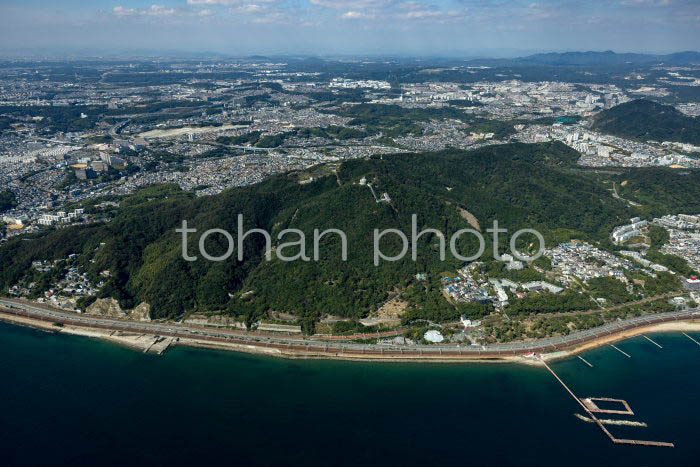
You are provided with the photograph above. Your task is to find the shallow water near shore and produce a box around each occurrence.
[1,321,699,466]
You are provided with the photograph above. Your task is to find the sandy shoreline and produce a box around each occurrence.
[0,312,175,354]
[2,310,699,365]
[0,310,530,363]
[542,320,700,362]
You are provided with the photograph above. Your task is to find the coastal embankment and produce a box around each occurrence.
[1,298,699,364]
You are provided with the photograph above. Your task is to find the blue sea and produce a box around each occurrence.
[1,321,698,466]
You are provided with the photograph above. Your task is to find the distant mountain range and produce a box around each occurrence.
[467,50,700,67]
[519,50,700,66]
[592,99,700,145]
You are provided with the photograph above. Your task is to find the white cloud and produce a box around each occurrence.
[249,11,289,23]
[112,6,136,16]
[230,4,266,14]
[313,0,462,23]
[342,10,376,19]
[113,5,176,17]
[397,1,430,11]
[311,0,391,9]
[400,10,441,18]
[620,0,673,6]
[149,5,177,16]
[199,1,290,23]
[187,0,281,5]
[524,2,560,19]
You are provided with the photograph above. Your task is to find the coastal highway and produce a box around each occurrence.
[1,298,699,358]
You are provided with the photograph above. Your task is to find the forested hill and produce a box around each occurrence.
[592,99,700,145]
[519,51,700,66]
[0,190,17,212]
[1,142,698,328]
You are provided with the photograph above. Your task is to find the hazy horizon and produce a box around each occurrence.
[1,0,699,58]
[2,47,700,61]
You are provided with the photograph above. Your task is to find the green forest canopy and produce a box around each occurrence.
[0,190,17,212]
[1,142,697,328]
[592,99,700,144]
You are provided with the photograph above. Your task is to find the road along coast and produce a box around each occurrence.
[1,298,699,364]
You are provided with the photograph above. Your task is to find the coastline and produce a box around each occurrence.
[0,312,176,354]
[542,320,700,361]
[2,308,699,365]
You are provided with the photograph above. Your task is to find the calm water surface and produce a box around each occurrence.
[1,322,698,466]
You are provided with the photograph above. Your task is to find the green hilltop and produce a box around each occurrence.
[1,142,698,330]
[592,99,700,145]
[0,190,17,213]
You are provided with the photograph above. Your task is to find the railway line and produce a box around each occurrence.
[1,298,698,359]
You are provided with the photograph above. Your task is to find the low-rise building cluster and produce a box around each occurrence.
[612,217,649,244]
[546,241,651,285]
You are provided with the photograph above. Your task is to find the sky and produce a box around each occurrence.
[0,0,699,57]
